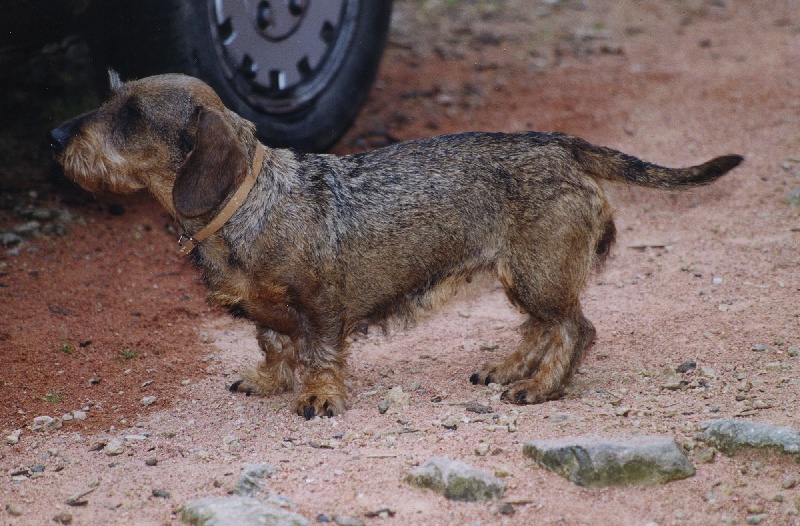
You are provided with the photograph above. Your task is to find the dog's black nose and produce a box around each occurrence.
[48,127,69,154]
[48,114,85,155]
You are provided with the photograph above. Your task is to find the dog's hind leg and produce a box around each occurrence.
[470,196,608,402]
[470,311,593,392]
[498,312,595,403]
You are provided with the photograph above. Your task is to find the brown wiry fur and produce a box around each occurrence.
[50,74,743,418]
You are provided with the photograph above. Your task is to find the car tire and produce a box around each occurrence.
[100,0,392,151]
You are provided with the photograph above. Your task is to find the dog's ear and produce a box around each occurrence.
[173,108,247,218]
[108,69,122,91]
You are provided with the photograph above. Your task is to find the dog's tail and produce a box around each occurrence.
[563,135,743,189]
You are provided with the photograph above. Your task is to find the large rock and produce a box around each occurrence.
[523,435,695,487]
[405,456,505,502]
[698,419,800,460]
[180,496,311,526]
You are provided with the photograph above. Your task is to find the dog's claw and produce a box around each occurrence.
[229,379,254,397]
[469,372,494,385]
[300,396,318,420]
[296,392,346,419]
[499,388,527,403]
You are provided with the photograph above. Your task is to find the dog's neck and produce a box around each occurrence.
[177,142,265,257]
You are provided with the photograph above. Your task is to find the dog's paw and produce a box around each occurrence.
[229,377,283,397]
[296,368,348,419]
[229,379,255,396]
[228,366,295,397]
[295,394,347,420]
[469,362,527,387]
[499,380,563,405]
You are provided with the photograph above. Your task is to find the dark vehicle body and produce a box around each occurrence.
[1,0,392,150]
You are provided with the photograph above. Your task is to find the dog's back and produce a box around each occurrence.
[348,131,742,190]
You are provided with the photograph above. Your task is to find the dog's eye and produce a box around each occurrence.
[113,101,145,142]
[119,102,141,123]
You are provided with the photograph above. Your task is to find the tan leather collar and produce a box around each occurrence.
[178,142,265,257]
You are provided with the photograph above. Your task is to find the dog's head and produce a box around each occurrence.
[49,72,257,218]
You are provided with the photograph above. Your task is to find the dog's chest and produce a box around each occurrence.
[207,267,301,334]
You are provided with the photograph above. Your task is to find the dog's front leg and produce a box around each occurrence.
[295,336,349,419]
[229,326,299,396]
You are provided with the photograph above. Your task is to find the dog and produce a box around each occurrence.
[49,73,743,418]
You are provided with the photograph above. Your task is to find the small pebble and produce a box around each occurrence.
[5,504,23,516]
[145,458,158,466]
[676,360,697,373]
[465,401,492,414]
[386,386,409,406]
[661,376,684,391]
[378,386,410,414]
[441,414,461,430]
[332,515,365,526]
[475,443,491,456]
[5,429,22,444]
[140,396,157,407]
[103,439,125,456]
[53,511,73,524]
[498,502,515,515]
[151,489,170,499]
[31,415,61,432]
[698,365,717,379]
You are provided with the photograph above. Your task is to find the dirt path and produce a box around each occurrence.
[2,1,799,524]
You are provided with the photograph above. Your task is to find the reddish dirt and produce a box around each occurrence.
[0,196,213,433]
[2,1,800,525]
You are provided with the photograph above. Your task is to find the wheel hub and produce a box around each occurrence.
[255,0,306,40]
[212,0,351,112]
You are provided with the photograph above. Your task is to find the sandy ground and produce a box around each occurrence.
[2,1,800,524]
